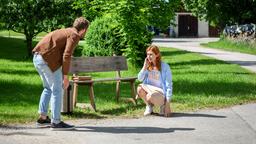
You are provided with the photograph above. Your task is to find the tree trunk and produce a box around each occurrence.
[26,36,33,57]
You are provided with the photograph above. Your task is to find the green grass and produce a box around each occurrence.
[0,36,256,125]
[0,30,25,37]
[201,38,256,55]
[0,30,47,38]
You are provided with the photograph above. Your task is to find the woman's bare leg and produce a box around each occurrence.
[137,85,154,115]
[137,85,150,105]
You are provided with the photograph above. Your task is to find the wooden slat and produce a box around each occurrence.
[119,77,137,81]
[71,77,137,83]
[69,56,128,73]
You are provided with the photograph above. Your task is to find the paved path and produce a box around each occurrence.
[152,38,256,73]
[0,103,256,144]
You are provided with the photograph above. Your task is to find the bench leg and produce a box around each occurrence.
[89,83,96,112]
[130,80,137,105]
[72,83,78,107]
[116,80,121,101]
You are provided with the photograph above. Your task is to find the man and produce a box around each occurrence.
[32,17,89,130]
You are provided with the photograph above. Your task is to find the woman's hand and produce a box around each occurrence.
[164,102,172,117]
[143,57,149,70]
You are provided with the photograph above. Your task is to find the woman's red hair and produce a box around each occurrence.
[146,45,161,71]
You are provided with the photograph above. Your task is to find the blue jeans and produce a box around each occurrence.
[33,53,63,124]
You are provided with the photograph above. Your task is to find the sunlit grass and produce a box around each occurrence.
[0,37,256,125]
[0,30,47,37]
[201,38,256,55]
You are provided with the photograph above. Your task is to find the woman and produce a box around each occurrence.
[137,45,173,117]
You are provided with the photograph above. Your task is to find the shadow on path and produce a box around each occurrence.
[0,131,46,136]
[171,112,226,118]
[151,112,226,118]
[75,126,195,134]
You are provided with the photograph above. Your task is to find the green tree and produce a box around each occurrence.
[0,0,82,57]
[147,0,180,30]
[73,0,179,29]
[113,0,152,66]
[72,0,107,22]
[182,0,256,28]
[73,0,179,67]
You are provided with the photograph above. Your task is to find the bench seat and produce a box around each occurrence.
[68,56,138,111]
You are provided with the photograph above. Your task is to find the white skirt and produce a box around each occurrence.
[140,84,165,106]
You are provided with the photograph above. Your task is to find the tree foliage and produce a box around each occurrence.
[112,0,152,66]
[73,0,179,30]
[147,0,180,30]
[73,0,179,67]
[182,0,256,28]
[0,0,82,57]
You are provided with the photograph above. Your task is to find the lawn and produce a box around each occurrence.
[0,30,47,38]
[201,38,256,55]
[0,36,256,125]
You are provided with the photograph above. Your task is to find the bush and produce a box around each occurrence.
[82,12,153,68]
[82,15,125,56]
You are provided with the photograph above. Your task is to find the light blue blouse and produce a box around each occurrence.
[147,70,162,89]
[138,62,173,100]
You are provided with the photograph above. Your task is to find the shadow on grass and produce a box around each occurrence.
[64,103,144,119]
[0,80,41,105]
[0,69,38,76]
[100,103,144,116]
[171,59,227,67]
[77,82,139,102]
[75,126,195,133]
[0,36,38,61]
[0,112,36,121]
[71,82,145,117]
[174,80,256,96]
[174,70,251,75]
[64,102,144,119]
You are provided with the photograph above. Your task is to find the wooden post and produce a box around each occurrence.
[72,74,78,107]
[72,83,78,107]
[130,80,137,105]
[116,71,121,101]
[89,82,96,111]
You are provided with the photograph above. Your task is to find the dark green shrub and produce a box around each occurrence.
[82,15,125,56]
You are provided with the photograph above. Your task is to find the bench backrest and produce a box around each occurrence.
[69,56,128,74]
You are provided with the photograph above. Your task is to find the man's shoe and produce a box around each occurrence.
[36,116,51,128]
[144,105,153,116]
[50,121,75,131]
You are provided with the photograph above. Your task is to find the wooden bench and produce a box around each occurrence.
[68,56,137,111]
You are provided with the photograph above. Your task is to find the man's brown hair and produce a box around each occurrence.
[73,17,90,31]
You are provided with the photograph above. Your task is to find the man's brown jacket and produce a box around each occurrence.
[32,28,80,75]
